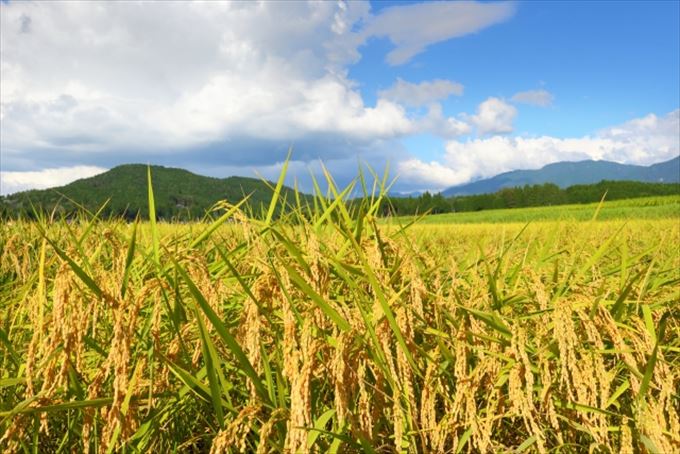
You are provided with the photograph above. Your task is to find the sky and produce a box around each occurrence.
[1,0,679,195]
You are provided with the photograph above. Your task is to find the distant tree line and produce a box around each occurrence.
[2,179,678,221]
[383,180,680,216]
[0,197,280,222]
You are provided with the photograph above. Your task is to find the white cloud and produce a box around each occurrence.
[1,166,107,195]
[398,110,680,190]
[596,110,680,163]
[0,0,516,175]
[396,159,471,191]
[378,78,463,107]
[361,1,515,65]
[511,89,554,107]
[419,104,471,138]
[7,1,675,197]
[0,2,392,157]
[469,97,517,135]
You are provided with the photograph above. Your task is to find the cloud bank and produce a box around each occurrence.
[0,1,512,175]
[397,109,680,191]
[0,166,107,195]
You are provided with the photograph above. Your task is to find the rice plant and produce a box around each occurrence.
[0,166,678,453]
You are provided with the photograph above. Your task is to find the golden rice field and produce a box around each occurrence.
[1,179,679,453]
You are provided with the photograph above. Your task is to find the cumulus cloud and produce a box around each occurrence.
[0,2,390,158]
[397,109,680,190]
[511,89,554,107]
[0,166,107,195]
[7,1,675,197]
[378,78,463,107]
[418,104,471,138]
[361,1,516,65]
[0,0,512,181]
[596,109,680,163]
[469,97,517,135]
[396,159,469,191]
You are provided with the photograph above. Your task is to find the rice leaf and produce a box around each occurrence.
[265,147,292,226]
[173,260,270,405]
[194,307,225,428]
[307,408,336,448]
[638,311,670,402]
[120,217,138,299]
[147,165,160,266]
[282,263,351,332]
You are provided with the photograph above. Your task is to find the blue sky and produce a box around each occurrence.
[1,1,678,194]
[352,1,680,158]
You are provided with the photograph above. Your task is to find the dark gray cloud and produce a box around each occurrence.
[1,132,410,193]
[19,14,31,34]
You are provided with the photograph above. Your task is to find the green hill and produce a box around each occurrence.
[0,164,301,220]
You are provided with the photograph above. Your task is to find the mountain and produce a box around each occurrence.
[442,156,680,196]
[0,164,301,219]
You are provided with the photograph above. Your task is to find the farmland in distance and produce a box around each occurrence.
[387,194,680,224]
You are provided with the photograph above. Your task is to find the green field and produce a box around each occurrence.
[1,174,679,453]
[388,195,680,224]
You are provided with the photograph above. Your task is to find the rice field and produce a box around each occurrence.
[1,171,679,453]
[389,195,680,224]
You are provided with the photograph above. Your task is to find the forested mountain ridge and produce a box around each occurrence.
[442,156,680,196]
